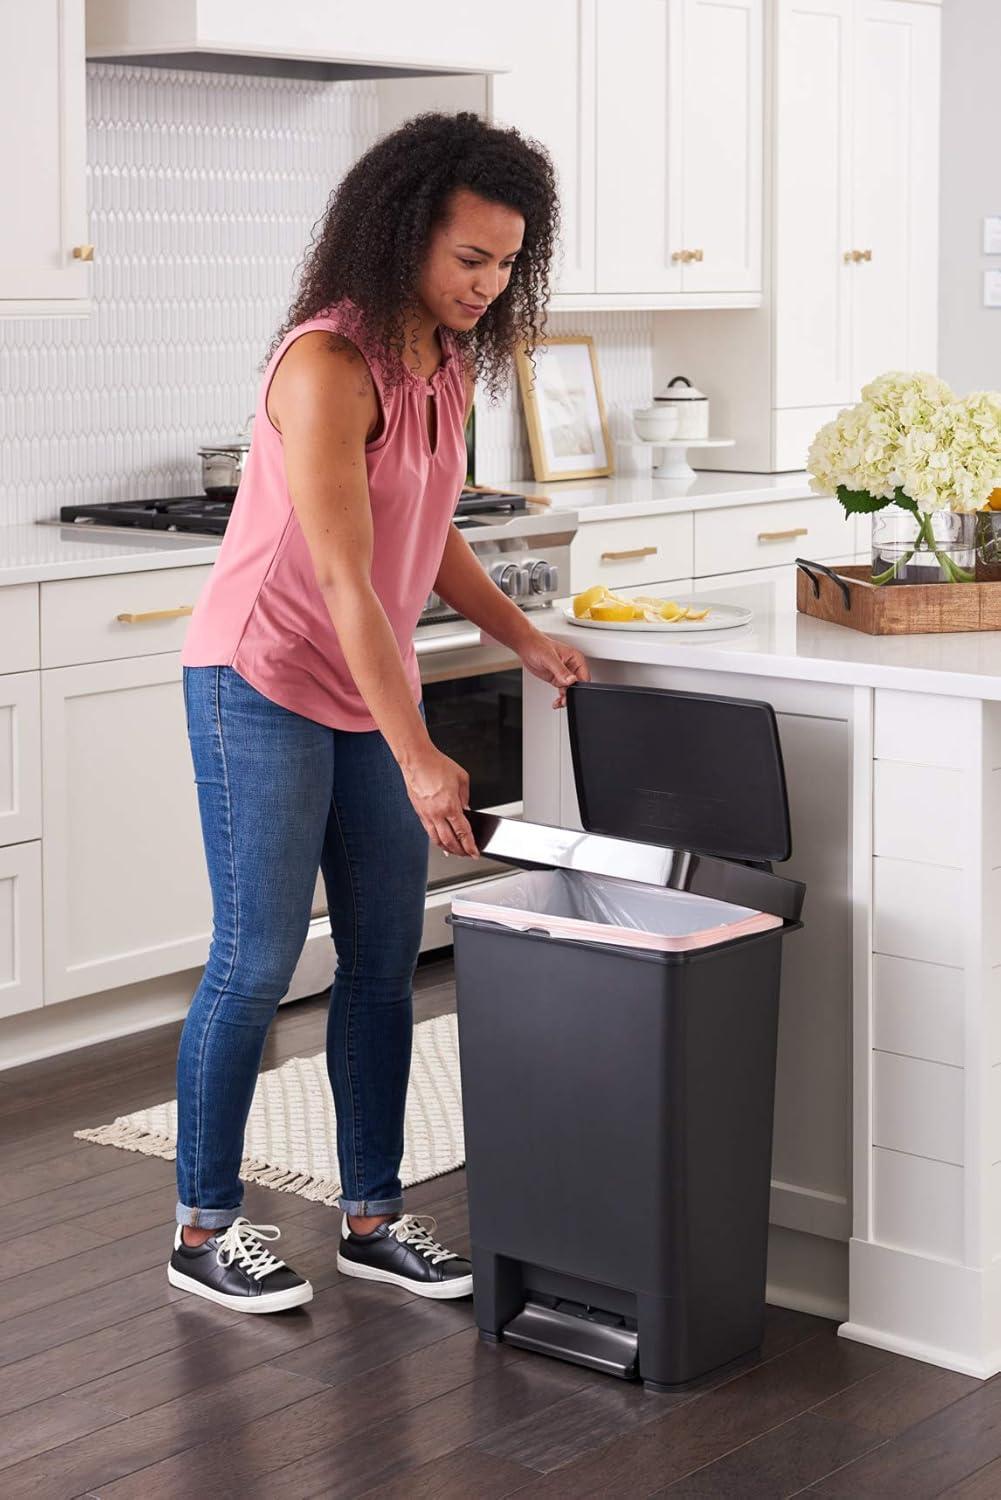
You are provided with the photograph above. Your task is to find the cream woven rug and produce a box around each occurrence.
[74,1012,465,1207]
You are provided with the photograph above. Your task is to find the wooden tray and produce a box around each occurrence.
[795,560,1001,635]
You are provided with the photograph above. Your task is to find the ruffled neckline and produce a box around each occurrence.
[330,298,455,391]
[399,328,455,391]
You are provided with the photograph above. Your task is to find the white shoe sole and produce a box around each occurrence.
[336,1252,473,1299]
[167,1262,313,1312]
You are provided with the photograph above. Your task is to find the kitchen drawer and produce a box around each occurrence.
[571,513,694,591]
[0,672,42,846]
[0,585,40,673]
[40,565,215,668]
[693,496,852,577]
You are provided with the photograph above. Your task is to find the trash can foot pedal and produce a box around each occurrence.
[501,1300,639,1380]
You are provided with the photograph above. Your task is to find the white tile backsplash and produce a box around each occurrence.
[1,64,653,524]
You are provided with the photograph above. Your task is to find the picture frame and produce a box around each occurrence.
[515,335,613,481]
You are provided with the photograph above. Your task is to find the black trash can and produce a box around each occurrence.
[449,681,805,1392]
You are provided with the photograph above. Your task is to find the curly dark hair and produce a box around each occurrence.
[268,110,560,399]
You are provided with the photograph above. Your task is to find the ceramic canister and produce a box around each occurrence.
[655,376,710,439]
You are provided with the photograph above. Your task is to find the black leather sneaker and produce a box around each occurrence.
[167,1216,313,1312]
[336,1212,473,1299]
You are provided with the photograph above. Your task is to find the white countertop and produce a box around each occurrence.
[0,521,222,586]
[534,574,1001,702]
[0,471,816,587]
[504,470,817,521]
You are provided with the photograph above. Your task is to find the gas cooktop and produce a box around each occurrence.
[52,487,529,538]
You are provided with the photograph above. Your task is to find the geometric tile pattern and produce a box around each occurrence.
[0,64,653,524]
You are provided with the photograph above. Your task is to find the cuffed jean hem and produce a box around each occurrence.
[337,1195,404,1217]
[175,1200,241,1230]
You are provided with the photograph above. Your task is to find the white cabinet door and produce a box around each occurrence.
[0,843,43,1019]
[0,673,42,848]
[677,0,763,294]
[490,0,596,295]
[41,654,212,1005]
[0,0,89,308]
[595,0,682,293]
[774,0,854,409]
[851,0,940,388]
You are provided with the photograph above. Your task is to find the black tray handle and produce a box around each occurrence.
[796,557,851,611]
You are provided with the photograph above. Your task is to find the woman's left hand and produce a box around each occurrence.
[518,629,591,709]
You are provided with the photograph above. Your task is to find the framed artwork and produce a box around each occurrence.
[515,335,613,481]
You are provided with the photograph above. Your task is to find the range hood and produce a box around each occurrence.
[86,0,507,82]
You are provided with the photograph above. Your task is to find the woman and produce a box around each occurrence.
[167,111,590,1313]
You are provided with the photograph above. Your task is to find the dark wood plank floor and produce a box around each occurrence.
[0,953,996,1498]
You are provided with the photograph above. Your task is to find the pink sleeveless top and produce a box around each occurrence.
[180,300,468,730]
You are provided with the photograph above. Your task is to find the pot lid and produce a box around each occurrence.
[656,375,707,401]
[199,438,251,454]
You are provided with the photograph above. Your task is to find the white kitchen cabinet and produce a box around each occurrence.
[0,0,90,313]
[0,842,44,1020]
[773,0,854,411]
[660,0,941,473]
[775,0,939,410]
[489,0,596,296]
[86,0,507,77]
[595,0,762,297]
[0,673,42,848]
[849,0,940,386]
[40,654,212,1005]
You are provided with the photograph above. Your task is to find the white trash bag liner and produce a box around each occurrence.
[451,868,782,954]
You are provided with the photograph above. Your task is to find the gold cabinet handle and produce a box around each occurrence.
[72,244,95,261]
[115,605,194,624]
[757,527,809,543]
[860,248,872,261]
[671,250,685,262]
[691,248,704,262]
[600,545,659,561]
[844,249,862,263]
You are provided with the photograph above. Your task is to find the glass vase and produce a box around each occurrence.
[975,512,1001,582]
[870,510,976,586]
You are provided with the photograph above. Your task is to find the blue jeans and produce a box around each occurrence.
[176,665,430,1229]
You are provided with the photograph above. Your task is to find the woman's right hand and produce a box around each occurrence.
[402,747,479,857]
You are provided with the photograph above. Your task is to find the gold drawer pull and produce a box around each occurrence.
[757,527,809,543]
[72,243,95,261]
[600,545,659,561]
[115,605,194,624]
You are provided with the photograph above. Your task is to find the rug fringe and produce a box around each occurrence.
[73,1122,177,1158]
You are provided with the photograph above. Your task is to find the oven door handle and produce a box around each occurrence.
[414,626,483,657]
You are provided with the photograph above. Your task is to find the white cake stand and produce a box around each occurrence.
[622,437,736,480]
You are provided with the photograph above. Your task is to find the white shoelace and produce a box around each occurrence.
[387,1213,458,1266]
[214,1217,287,1280]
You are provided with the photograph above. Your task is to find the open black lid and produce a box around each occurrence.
[566,682,792,864]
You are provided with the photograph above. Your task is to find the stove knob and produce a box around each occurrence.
[490,562,527,597]
[528,560,559,594]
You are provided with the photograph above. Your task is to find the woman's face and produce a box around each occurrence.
[416,187,524,331]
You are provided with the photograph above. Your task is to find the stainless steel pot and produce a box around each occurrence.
[199,417,254,496]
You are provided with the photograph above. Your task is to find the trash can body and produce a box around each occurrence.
[453,914,785,1388]
[450,681,805,1391]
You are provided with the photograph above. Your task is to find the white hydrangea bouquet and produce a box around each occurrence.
[807,371,1001,585]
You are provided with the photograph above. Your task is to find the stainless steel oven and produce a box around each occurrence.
[415,507,577,892]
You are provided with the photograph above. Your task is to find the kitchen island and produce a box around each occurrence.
[520,574,1001,1380]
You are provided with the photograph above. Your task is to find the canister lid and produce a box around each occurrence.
[566,682,792,864]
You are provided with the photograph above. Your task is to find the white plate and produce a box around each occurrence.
[564,601,753,633]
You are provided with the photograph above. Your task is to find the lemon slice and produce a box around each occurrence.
[683,607,710,621]
[573,584,608,617]
[591,602,642,622]
[659,601,685,621]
